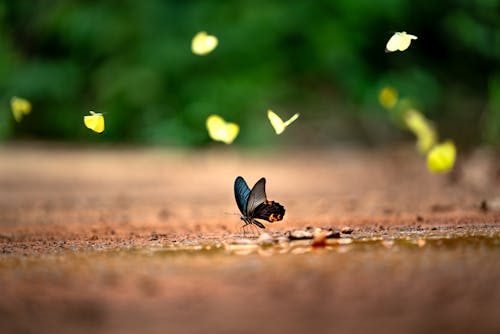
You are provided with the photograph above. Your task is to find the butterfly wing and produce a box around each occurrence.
[385,32,402,52]
[234,176,251,215]
[267,110,285,134]
[246,177,267,218]
[206,115,239,144]
[221,122,239,144]
[84,113,105,133]
[252,200,285,223]
[192,31,218,55]
[284,113,300,127]
[244,177,286,228]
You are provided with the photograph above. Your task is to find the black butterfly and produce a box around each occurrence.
[234,176,285,229]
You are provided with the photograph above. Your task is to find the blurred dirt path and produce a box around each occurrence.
[0,143,499,333]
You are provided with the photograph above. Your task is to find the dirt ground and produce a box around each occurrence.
[1,143,499,334]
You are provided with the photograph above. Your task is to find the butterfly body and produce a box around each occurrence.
[234,176,285,229]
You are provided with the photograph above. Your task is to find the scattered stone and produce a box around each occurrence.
[338,238,353,245]
[341,226,354,234]
[150,232,159,241]
[157,209,170,221]
[383,208,394,214]
[382,239,394,248]
[480,198,500,212]
[256,233,274,246]
[311,232,328,247]
[230,238,254,245]
[276,236,289,244]
[290,246,311,255]
[225,243,259,255]
[417,238,426,248]
[286,230,313,240]
[0,234,12,241]
[325,229,341,238]
[286,227,340,241]
[430,203,454,212]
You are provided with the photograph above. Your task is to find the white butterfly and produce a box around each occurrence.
[385,32,417,52]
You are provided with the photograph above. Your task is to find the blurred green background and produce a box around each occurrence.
[0,0,498,147]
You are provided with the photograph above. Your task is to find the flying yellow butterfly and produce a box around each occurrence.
[206,115,239,144]
[84,111,105,133]
[10,96,32,122]
[378,86,398,110]
[403,109,437,154]
[427,141,456,173]
[191,31,218,55]
[267,110,299,135]
[385,32,418,52]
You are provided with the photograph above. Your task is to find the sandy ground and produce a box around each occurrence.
[0,143,499,333]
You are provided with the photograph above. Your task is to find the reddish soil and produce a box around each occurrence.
[1,143,499,333]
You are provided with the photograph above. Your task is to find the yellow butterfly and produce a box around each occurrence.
[191,31,218,55]
[427,141,456,173]
[206,115,239,144]
[267,110,299,135]
[385,32,418,52]
[84,111,105,133]
[10,96,32,122]
[378,86,398,110]
[403,109,437,154]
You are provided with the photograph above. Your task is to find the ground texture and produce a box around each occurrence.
[1,144,499,333]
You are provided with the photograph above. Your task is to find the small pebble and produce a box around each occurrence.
[312,232,328,247]
[480,198,500,212]
[256,233,274,246]
[382,239,394,248]
[417,238,426,248]
[341,226,354,234]
[286,230,313,240]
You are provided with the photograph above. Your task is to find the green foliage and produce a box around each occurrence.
[485,74,500,145]
[0,0,498,146]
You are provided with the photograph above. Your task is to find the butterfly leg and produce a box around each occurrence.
[240,221,251,238]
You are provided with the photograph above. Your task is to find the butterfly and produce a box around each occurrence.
[427,140,456,173]
[385,31,417,52]
[267,110,299,135]
[404,109,437,154]
[10,96,32,122]
[191,31,218,55]
[234,176,285,229]
[84,111,105,133]
[378,86,398,110]
[206,114,239,144]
